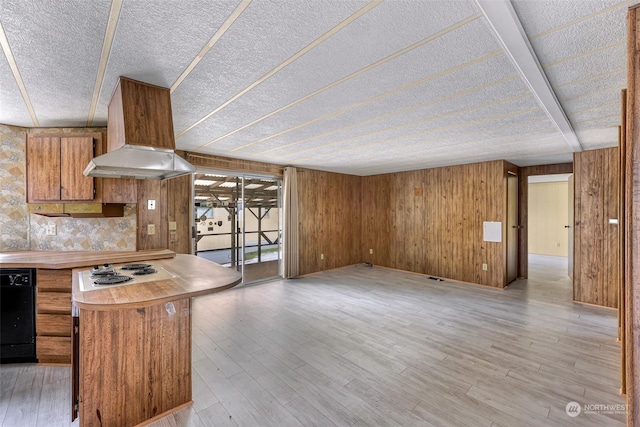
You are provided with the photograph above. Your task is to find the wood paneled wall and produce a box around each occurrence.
[137,175,192,254]
[627,6,640,423]
[167,175,192,254]
[517,163,573,278]
[360,161,510,288]
[297,169,362,276]
[573,147,619,308]
[137,180,167,250]
[361,174,392,267]
[184,151,284,178]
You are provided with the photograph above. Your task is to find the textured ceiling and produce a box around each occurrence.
[0,0,633,176]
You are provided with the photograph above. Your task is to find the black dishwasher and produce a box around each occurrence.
[0,268,36,363]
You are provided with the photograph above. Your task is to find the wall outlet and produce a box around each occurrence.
[46,224,57,236]
[369,248,373,254]
[320,253,324,260]
[148,224,156,235]
[482,263,488,271]
[148,199,156,210]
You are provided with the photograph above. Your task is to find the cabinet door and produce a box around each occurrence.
[102,178,137,203]
[27,136,61,202]
[60,136,94,201]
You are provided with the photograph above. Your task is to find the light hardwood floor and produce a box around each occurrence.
[0,255,625,426]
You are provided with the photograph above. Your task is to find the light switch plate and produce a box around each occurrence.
[148,200,156,210]
[168,221,177,231]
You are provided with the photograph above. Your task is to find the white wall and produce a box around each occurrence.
[196,206,279,251]
[528,181,569,256]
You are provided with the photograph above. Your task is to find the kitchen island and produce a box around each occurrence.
[71,254,241,426]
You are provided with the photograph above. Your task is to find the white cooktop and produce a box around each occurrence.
[78,264,177,292]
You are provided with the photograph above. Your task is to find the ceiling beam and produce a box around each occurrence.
[170,0,252,93]
[0,20,39,126]
[475,0,582,152]
[87,0,123,126]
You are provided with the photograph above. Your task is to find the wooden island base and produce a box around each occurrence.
[79,298,192,427]
[71,254,242,426]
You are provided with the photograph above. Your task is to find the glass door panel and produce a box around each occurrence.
[240,176,282,283]
[194,171,281,284]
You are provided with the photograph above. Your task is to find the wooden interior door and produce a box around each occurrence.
[573,147,619,307]
[506,174,518,283]
[568,174,574,280]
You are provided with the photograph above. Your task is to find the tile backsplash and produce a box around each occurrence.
[0,124,137,252]
[29,206,136,250]
[0,125,29,250]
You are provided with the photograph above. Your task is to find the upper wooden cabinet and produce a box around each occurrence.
[26,131,137,206]
[27,135,94,202]
[108,77,175,151]
[102,177,137,204]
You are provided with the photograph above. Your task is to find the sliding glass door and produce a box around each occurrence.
[194,171,282,284]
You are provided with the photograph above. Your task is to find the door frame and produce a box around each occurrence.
[517,163,574,279]
[506,172,518,284]
[193,168,283,286]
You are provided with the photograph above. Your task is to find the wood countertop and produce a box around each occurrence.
[0,249,176,269]
[72,254,242,310]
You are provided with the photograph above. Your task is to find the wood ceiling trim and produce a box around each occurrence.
[530,0,633,40]
[543,40,624,68]
[257,75,519,156]
[177,0,384,140]
[360,134,565,171]
[346,143,570,174]
[196,12,485,152]
[292,106,545,163]
[558,68,625,89]
[476,0,582,153]
[170,0,251,93]
[285,94,535,160]
[87,0,123,126]
[390,125,558,159]
[573,114,620,126]
[562,86,625,103]
[0,20,39,126]
[253,56,516,156]
[569,101,620,115]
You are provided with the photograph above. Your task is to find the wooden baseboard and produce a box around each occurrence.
[572,300,618,311]
[368,264,508,291]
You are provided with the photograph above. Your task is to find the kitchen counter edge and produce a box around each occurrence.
[72,254,242,310]
[0,249,176,269]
